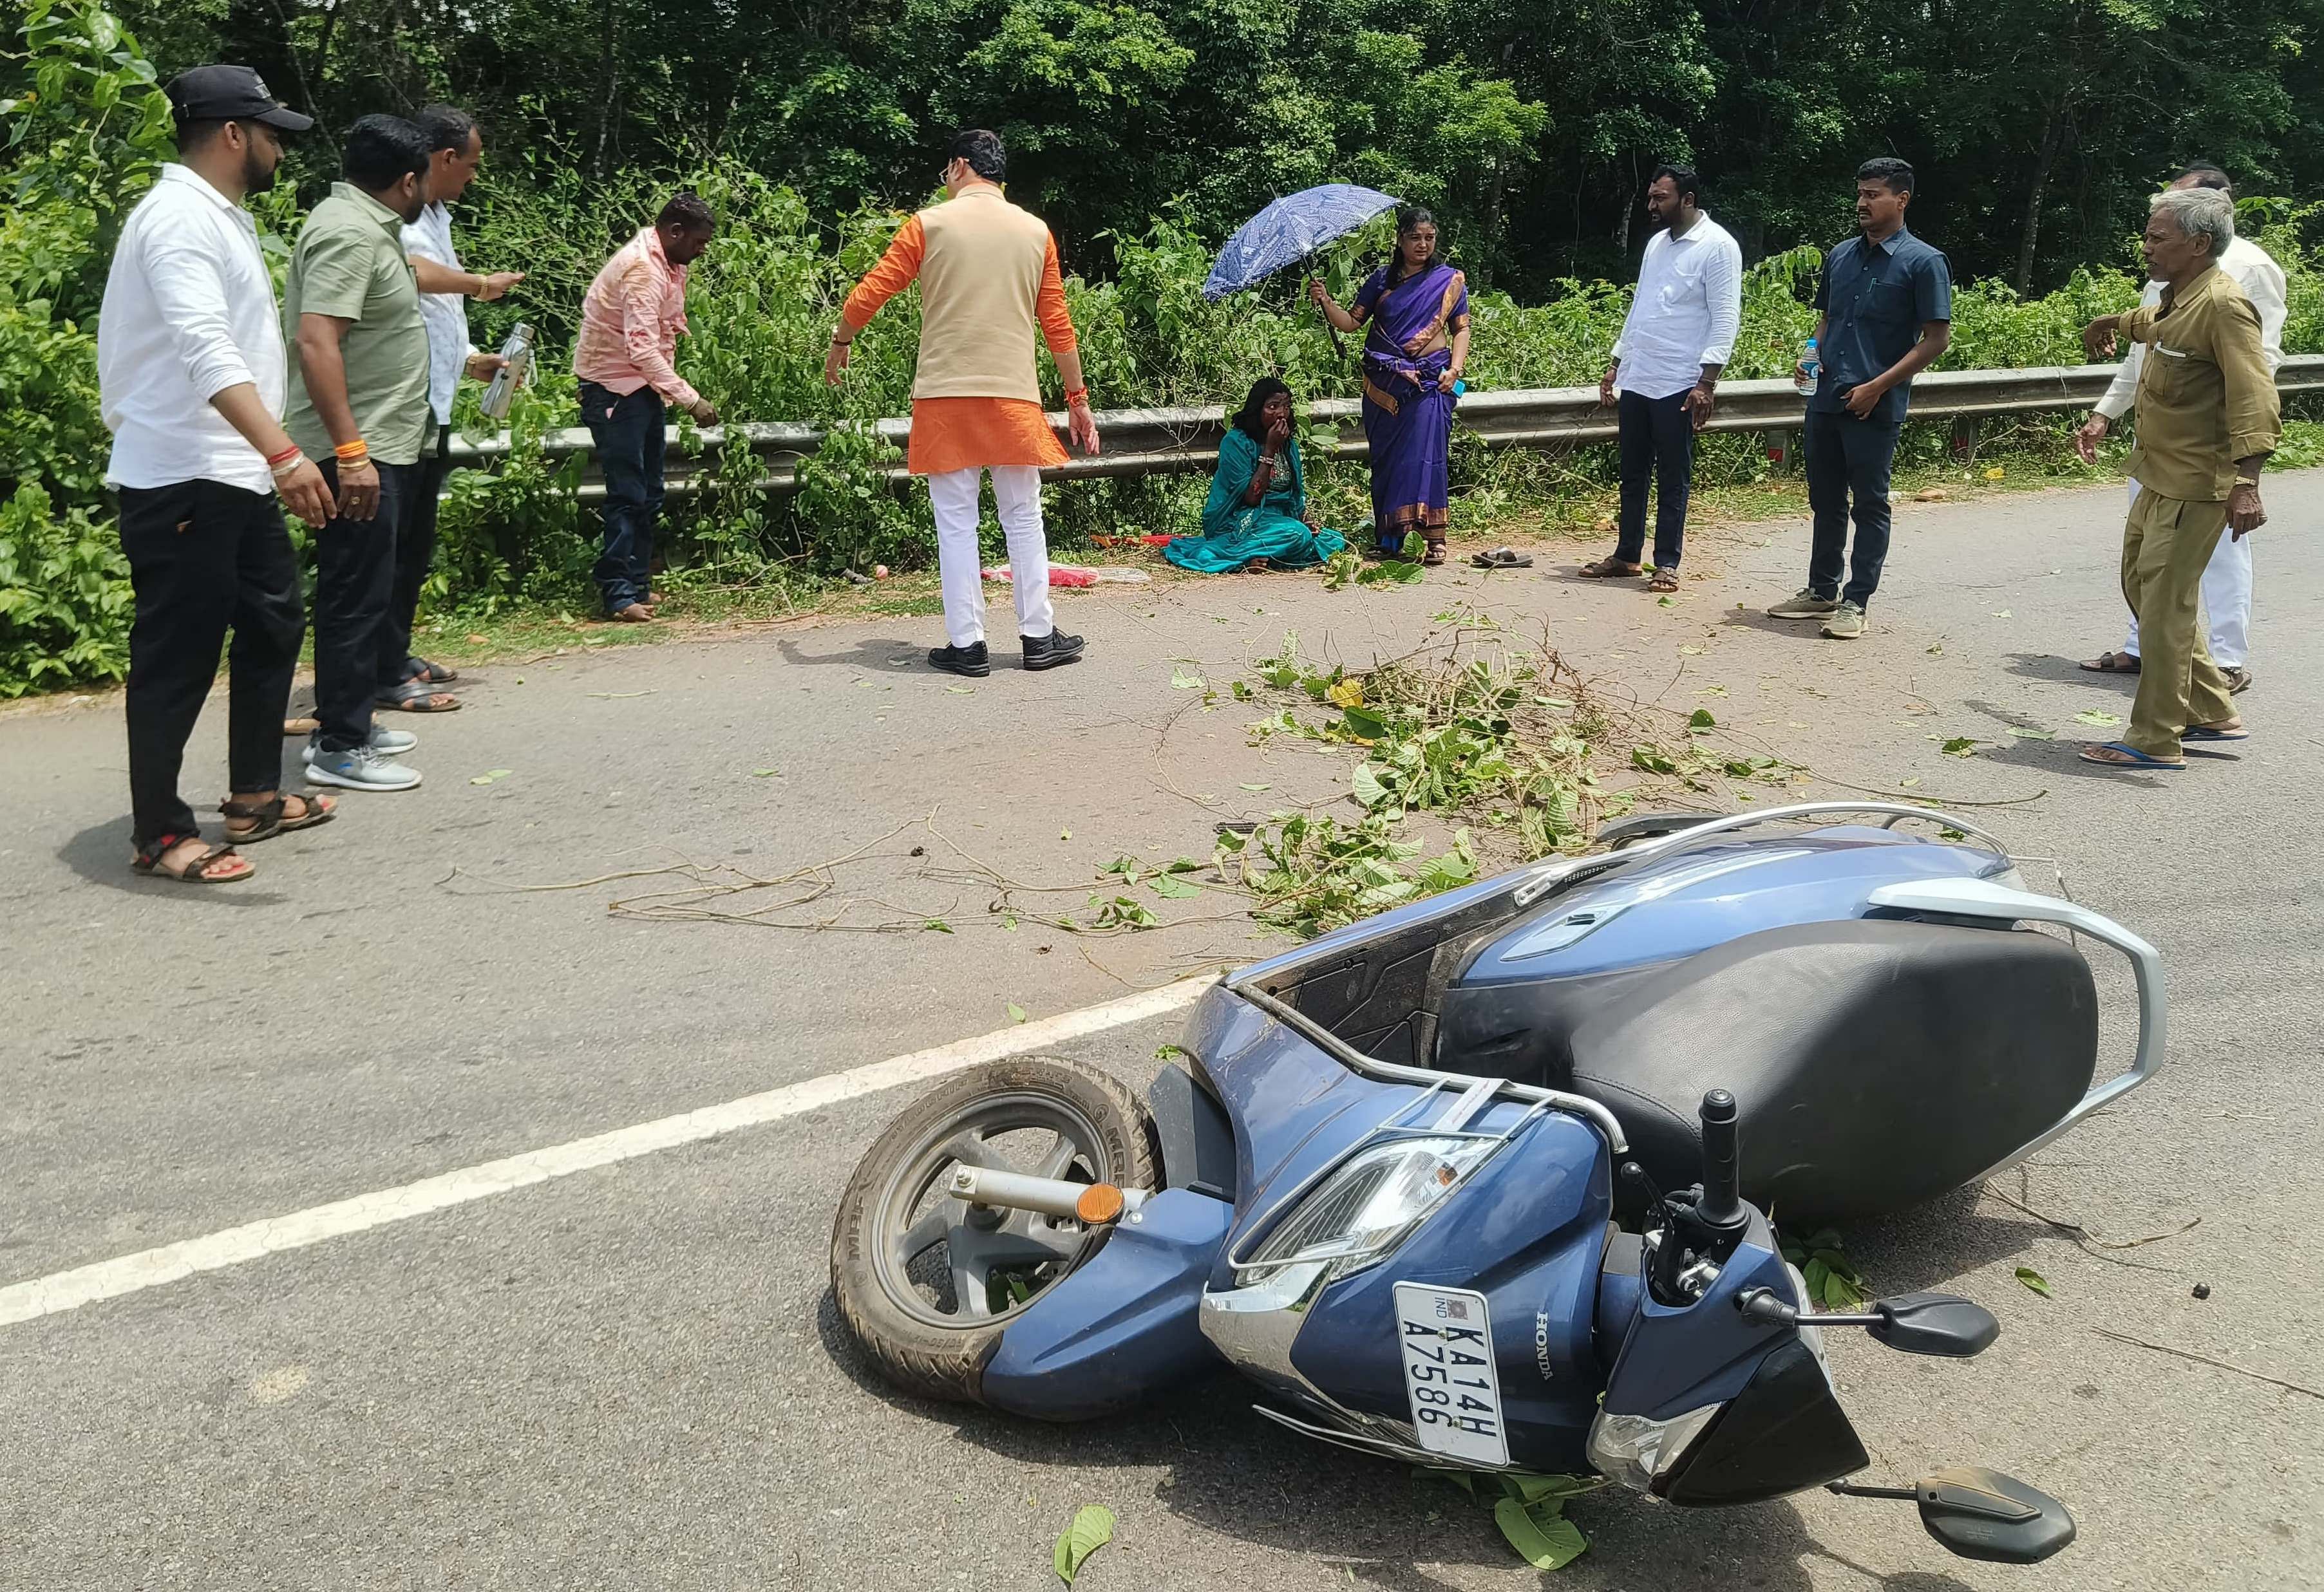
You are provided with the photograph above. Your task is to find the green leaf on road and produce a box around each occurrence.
[946,685,975,694]
[1940,737,1978,756]
[1493,1496,1589,1571]
[1500,1473,1603,1506]
[1154,1044,1188,1060]
[1149,874,1201,899]
[1006,1002,1029,1024]
[2016,1266,2054,1298]
[1231,679,1252,700]
[923,919,953,933]
[1053,1504,1115,1585]
[1239,782,1271,792]
[751,768,780,777]
[468,768,513,785]
[1170,667,1205,689]
[2075,709,2122,727]
[1689,707,1716,729]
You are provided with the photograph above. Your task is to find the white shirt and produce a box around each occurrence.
[2097,234,2286,420]
[1611,212,1744,400]
[97,164,286,493]
[401,201,477,427]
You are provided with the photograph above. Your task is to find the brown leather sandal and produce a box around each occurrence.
[2079,651,2140,674]
[1578,556,1645,578]
[132,832,254,883]
[220,792,336,843]
[1649,567,1681,593]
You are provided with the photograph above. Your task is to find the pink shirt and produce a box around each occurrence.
[572,225,699,407]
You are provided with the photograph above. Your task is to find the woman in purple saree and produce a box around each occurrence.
[1310,205,1473,564]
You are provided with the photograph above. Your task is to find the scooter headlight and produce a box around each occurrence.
[1241,1136,1500,1286]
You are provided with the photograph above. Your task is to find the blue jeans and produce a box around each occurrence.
[582,381,665,613]
[1616,388,1694,570]
[1804,406,1902,610]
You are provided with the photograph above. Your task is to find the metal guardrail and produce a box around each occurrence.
[446,355,2324,503]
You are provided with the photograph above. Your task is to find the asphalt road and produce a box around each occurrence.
[3,475,2319,1590]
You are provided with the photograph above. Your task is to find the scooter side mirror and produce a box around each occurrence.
[1916,1467,2077,1563]
[1866,1293,2000,1358]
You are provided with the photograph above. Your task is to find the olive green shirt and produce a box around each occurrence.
[282,182,431,466]
[2120,263,2281,503]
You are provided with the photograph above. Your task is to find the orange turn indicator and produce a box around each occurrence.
[1075,1183,1126,1225]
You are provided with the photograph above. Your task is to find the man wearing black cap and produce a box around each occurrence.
[99,66,337,884]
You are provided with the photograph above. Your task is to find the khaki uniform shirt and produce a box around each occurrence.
[283,183,432,466]
[2120,263,2281,503]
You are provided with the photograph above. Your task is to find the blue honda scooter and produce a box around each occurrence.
[829,803,2164,1566]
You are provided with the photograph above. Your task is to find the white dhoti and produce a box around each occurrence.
[2119,478,2254,669]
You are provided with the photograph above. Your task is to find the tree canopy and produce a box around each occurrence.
[109,0,2324,293]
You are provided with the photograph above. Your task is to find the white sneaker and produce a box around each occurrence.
[303,724,417,763]
[306,744,423,791]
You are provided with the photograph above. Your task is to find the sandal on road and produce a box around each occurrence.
[404,656,458,685]
[220,792,335,844]
[2080,651,2141,674]
[2183,721,2250,743]
[375,678,462,713]
[2079,740,2186,771]
[132,832,253,884]
[1422,541,1449,567]
[1648,567,1681,594]
[1578,556,1644,579]
[1470,547,1535,570]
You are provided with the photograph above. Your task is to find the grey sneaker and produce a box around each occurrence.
[303,724,417,763]
[306,744,423,791]
[1820,600,1867,640]
[1768,588,1841,619]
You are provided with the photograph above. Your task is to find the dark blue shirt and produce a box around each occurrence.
[1809,225,1953,424]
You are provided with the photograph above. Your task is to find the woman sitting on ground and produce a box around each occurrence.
[1165,378,1347,574]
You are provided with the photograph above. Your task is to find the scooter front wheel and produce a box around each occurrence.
[828,1055,1162,1404]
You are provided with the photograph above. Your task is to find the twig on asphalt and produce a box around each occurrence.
[2088,1329,2324,1402]
[1797,771,2050,808]
[1986,1172,2198,1273]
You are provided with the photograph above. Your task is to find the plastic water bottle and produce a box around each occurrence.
[479,322,534,421]
[1794,337,1820,398]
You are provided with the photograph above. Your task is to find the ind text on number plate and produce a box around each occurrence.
[1392,1282,1508,1465]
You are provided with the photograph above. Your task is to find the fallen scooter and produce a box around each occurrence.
[829,804,2163,1566]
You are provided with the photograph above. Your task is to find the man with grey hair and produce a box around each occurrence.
[2077,164,2284,691]
[2077,183,2278,770]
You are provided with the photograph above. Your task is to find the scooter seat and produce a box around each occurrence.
[1562,918,2099,1224]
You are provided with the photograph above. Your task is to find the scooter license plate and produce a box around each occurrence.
[1392,1282,1509,1466]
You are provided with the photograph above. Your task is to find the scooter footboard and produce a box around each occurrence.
[980,1189,1234,1421]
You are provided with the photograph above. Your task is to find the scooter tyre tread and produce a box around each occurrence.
[827,1054,1162,1407]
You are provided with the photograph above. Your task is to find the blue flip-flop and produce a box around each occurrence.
[2080,740,2186,770]
[2183,724,2251,742]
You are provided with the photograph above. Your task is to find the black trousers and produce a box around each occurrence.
[383,423,453,687]
[312,456,416,753]
[1804,407,1903,610]
[1615,389,1694,570]
[117,479,305,850]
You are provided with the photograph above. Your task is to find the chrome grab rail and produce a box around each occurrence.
[1864,876,2169,1179]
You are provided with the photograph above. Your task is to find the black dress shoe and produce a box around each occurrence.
[1022,630,1086,671]
[929,641,990,677]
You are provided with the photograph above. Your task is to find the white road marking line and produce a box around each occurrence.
[0,976,1216,1330]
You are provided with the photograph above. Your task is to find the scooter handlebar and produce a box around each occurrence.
[1697,1089,1745,1228]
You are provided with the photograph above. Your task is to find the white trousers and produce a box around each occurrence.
[927,465,1053,649]
[2121,478,2253,668]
